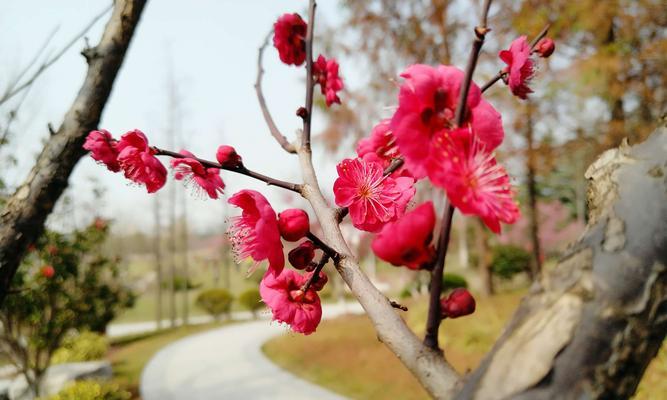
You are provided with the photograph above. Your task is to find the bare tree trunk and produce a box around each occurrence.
[525,101,542,279]
[153,195,163,329]
[0,0,147,305]
[455,128,667,399]
[477,219,494,297]
[181,195,189,326]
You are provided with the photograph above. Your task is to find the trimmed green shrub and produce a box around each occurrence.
[41,380,131,400]
[442,273,468,291]
[195,288,233,320]
[491,244,531,279]
[51,331,108,364]
[237,288,263,317]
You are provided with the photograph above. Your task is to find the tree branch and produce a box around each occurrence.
[154,147,302,193]
[423,202,455,350]
[301,0,317,151]
[0,4,113,106]
[301,253,330,292]
[254,31,296,154]
[0,0,147,305]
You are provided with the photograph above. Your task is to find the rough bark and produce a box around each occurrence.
[0,0,147,304]
[455,127,667,399]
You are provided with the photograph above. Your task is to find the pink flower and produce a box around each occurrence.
[334,157,415,232]
[313,55,344,106]
[391,64,503,179]
[356,119,413,176]
[273,13,307,66]
[534,37,555,58]
[260,269,322,335]
[499,36,535,99]
[277,209,310,242]
[228,190,284,276]
[83,130,120,172]
[429,128,520,234]
[371,201,436,269]
[170,150,225,199]
[216,145,242,168]
[116,130,167,193]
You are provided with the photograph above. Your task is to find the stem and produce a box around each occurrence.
[255,31,296,154]
[480,23,551,94]
[302,253,330,292]
[454,0,492,126]
[306,232,340,262]
[302,0,317,151]
[154,148,302,193]
[423,203,455,350]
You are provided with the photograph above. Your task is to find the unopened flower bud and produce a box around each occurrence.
[440,288,475,319]
[41,265,55,279]
[278,209,310,241]
[310,270,328,291]
[216,145,242,168]
[288,241,316,270]
[535,37,555,58]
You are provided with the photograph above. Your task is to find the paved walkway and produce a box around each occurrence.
[140,302,363,400]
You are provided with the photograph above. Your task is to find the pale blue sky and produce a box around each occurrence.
[0,1,360,233]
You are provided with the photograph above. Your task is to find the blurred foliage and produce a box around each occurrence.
[39,380,131,400]
[442,273,469,291]
[51,331,108,365]
[162,275,200,292]
[237,288,263,316]
[490,245,532,280]
[0,220,134,395]
[195,288,233,320]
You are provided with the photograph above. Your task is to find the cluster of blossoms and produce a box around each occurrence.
[273,12,344,107]
[83,7,555,332]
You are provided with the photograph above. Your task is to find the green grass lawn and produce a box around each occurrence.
[264,290,667,399]
[108,322,225,396]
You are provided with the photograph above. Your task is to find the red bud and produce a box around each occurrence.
[288,241,316,270]
[535,37,555,58]
[278,209,310,242]
[216,145,242,168]
[440,288,475,319]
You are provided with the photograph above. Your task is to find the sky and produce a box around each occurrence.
[0,1,356,234]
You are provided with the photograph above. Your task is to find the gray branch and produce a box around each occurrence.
[0,0,148,304]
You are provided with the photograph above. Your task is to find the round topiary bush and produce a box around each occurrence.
[237,288,263,318]
[195,288,233,321]
[51,331,108,364]
[490,244,531,280]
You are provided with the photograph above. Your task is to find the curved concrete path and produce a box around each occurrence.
[140,302,363,400]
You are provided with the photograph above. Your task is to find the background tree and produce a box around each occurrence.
[0,220,134,396]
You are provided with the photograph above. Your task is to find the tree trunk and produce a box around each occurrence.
[477,219,494,296]
[0,0,148,305]
[455,127,667,399]
[525,101,542,279]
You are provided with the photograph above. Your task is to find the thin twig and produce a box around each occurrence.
[423,202,455,350]
[454,0,492,125]
[480,23,551,94]
[301,253,330,292]
[0,4,113,106]
[154,148,302,193]
[306,231,340,262]
[301,0,317,151]
[2,26,59,100]
[255,31,296,154]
